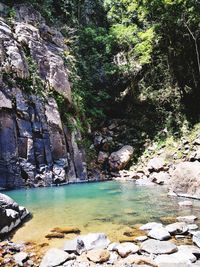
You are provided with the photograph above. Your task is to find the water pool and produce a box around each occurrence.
[2,181,200,247]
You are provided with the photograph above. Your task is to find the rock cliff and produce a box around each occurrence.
[0,4,87,188]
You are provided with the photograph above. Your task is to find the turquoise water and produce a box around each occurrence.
[2,181,200,246]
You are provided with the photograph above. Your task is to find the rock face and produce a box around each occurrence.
[109,145,134,171]
[170,161,200,198]
[0,193,29,235]
[0,5,88,188]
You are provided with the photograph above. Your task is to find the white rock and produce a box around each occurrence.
[148,226,170,241]
[140,222,162,231]
[177,215,197,223]
[134,236,148,242]
[165,222,188,235]
[193,231,200,248]
[14,252,28,266]
[141,239,177,255]
[188,224,198,230]
[40,248,71,267]
[155,250,196,265]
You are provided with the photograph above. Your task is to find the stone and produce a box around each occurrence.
[154,251,196,265]
[141,239,177,254]
[115,242,139,257]
[134,236,148,242]
[193,231,200,248]
[147,157,165,172]
[0,193,30,235]
[148,226,171,241]
[52,227,80,234]
[14,252,28,266]
[45,233,65,239]
[165,222,188,235]
[97,151,109,164]
[135,177,155,186]
[140,222,162,231]
[40,248,71,267]
[150,171,170,185]
[188,224,198,231]
[170,161,200,198]
[86,249,110,263]
[125,255,157,267]
[177,215,197,223]
[178,200,193,207]
[109,145,134,171]
[64,233,110,255]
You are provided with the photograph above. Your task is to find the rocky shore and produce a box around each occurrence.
[2,216,200,267]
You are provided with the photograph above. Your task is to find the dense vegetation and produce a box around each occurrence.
[4,0,200,143]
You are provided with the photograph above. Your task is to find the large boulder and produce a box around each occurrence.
[63,233,110,255]
[0,193,30,235]
[170,161,200,198]
[147,157,165,172]
[109,146,134,171]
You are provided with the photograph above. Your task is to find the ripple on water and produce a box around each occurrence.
[2,181,200,247]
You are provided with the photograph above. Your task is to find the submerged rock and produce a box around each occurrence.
[51,226,81,234]
[177,215,197,223]
[140,222,162,231]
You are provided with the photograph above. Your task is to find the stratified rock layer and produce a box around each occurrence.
[0,4,87,188]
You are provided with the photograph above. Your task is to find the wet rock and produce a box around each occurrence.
[45,233,65,239]
[52,227,80,234]
[148,226,170,241]
[13,252,28,266]
[115,242,139,257]
[140,222,162,231]
[141,239,177,254]
[86,249,110,263]
[40,248,72,267]
[165,222,188,235]
[178,200,193,207]
[177,215,197,223]
[109,145,134,171]
[147,157,165,172]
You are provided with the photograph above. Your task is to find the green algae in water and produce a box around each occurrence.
[2,181,200,246]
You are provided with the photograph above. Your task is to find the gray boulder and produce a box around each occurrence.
[141,239,177,254]
[109,146,134,171]
[64,233,110,255]
[0,193,30,235]
[165,222,188,235]
[148,226,171,241]
[40,248,74,267]
[147,157,165,172]
[193,231,200,248]
[170,161,200,198]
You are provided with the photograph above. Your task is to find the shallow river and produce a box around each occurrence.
[2,181,200,247]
